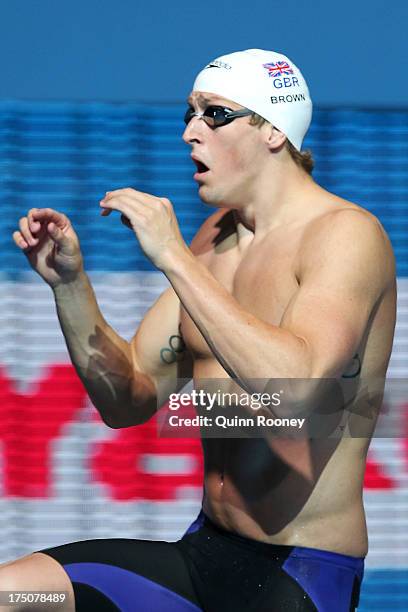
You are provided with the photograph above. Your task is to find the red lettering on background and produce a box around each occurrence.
[0,365,86,497]
[90,407,203,501]
[363,455,395,489]
[0,365,405,499]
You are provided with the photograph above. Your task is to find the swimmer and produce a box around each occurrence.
[5,49,396,611]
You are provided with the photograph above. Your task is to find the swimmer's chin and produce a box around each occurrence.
[197,186,234,209]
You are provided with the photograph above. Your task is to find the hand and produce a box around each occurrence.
[12,208,83,288]
[100,188,188,270]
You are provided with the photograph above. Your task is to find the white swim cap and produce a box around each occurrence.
[193,49,312,151]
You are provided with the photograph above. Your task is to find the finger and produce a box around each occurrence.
[102,188,154,204]
[100,200,132,223]
[100,195,147,229]
[100,194,147,217]
[102,188,134,201]
[47,222,72,251]
[100,200,141,225]
[12,230,29,250]
[18,217,38,247]
[100,197,128,214]
[27,208,42,233]
[30,208,70,230]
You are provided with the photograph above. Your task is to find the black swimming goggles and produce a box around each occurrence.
[184,105,253,128]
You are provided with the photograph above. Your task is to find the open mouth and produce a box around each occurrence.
[193,160,210,175]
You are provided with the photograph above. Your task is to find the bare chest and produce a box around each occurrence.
[181,237,300,359]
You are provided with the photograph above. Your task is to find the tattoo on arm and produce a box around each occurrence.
[160,325,186,364]
[341,353,361,379]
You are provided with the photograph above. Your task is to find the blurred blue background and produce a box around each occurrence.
[0,1,407,610]
[0,0,407,106]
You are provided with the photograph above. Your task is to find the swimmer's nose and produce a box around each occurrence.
[182,116,205,145]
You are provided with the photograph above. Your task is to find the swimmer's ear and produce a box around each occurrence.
[265,125,287,152]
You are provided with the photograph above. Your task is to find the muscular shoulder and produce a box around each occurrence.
[300,201,396,293]
[189,208,236,257]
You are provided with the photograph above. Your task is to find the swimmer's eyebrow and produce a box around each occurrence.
[186,94,217,106]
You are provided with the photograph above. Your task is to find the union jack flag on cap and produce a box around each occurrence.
[193,49,312,151]
[263,61,294,77]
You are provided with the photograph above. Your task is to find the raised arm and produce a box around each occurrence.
[13,208,192,428]
[167,210,395,387]
[158,208,396,387]
[98,189,396,393]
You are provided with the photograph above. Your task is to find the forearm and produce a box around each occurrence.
[164,249,311,389]
[52,272,154,426]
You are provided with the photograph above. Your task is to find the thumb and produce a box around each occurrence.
[47,222,73,253]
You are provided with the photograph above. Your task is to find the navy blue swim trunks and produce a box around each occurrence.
[39,510,364,611]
